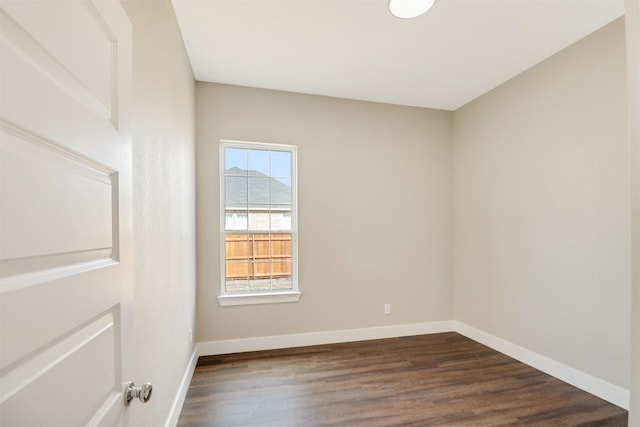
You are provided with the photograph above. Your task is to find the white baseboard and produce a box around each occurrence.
[165,348,198,427]
[197,320,455,356]
[454,321,630,410]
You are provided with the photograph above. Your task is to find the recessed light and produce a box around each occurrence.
[389,0,435,19]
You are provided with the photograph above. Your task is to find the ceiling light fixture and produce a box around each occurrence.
[389,0,435,19]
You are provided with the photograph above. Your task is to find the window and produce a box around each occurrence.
[219,140,299,306]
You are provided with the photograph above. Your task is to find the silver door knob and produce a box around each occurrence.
[124,381,153,406]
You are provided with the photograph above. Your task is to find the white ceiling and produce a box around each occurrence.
[171,0,625,111]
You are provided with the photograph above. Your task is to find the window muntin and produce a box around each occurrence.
[220,141,297,298]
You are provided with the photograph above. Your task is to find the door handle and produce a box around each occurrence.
[124,381,153,406]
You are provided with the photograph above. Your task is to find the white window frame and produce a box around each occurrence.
[218,139,300,306]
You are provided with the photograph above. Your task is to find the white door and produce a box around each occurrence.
[0,0,134,425]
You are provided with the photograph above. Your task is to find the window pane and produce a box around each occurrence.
[270,212,291,231]
[226,277,249,293]
[249,261,271,291]
[226,261,250,279]
[248,212,269,230]
[248,149,270,176]
[271,151,291,178]
[271,260,291,277]
[248,177,271,205]
[251,261,271,279]
[248,279,271,291]
[271,234,291,258]
[225,234,249,260]
[271,178,291,205]
[251,234,270,262]
[272,277,292,290]
[226,176,247,208]
[225,212,248,231]
[225,148,247,172]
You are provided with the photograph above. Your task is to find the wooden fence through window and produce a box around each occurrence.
[225,233,292,280]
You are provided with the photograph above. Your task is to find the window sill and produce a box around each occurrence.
[218,291,301,306]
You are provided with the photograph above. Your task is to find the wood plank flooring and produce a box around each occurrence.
[177,332,628,426]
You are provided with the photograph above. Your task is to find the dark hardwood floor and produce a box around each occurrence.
[177,332,628,426]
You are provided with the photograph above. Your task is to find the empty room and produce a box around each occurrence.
[0,0,638,426]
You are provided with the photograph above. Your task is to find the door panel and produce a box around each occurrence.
[0,0,132,425]
[1,124,115,280]
[0,0,115,122]
[1,311,120,426]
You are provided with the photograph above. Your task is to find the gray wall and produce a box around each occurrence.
[453,18,630,389]
[122,1,196,425]
[196,84,453,341]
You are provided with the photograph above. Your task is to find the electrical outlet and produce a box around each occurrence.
[384,304,391,315]
[189,328,193,344]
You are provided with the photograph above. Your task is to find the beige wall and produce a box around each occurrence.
[196,84,453,341]
[453,18,630,389]
[625,0,640,422]
[116,4,633,420]
[121,1,196,425]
